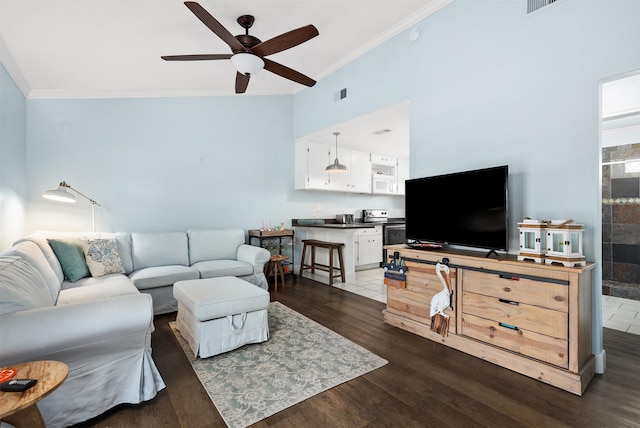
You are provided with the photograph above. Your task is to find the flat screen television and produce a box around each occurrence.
[405,165,509,253]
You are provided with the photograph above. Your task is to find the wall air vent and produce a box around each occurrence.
[527,0,557,14]
[373,129,392,135]
[334,88,347,102]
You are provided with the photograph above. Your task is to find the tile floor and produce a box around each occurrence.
[303,268,640,336]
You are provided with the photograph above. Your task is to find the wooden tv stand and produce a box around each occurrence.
[383,244,596,395]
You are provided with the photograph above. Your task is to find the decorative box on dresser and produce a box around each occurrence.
[383,244,596,395]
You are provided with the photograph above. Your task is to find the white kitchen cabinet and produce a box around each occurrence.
[370,153,397,167]
[355,226,382,268]
[295,141,330,190]
[348,150,373,193]
[295,142,401,195]
[327,147,371,193]
[371,153,398,195]
[397,157,410,195]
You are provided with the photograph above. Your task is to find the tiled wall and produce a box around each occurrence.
[602,143,640,301]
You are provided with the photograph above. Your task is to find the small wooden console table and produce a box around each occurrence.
[0,360,68,427]
[249,229,295,278]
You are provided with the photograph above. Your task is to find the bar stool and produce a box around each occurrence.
[299,239,346,285]
[266,254,288,291]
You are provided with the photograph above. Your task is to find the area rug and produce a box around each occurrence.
[170,301,388,428]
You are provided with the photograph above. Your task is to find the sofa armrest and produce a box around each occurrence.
[0,293,154,366]
[236,244,271,272]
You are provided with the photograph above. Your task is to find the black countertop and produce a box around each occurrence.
[291,218,405,229]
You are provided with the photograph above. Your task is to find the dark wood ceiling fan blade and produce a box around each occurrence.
[263,58,316,87]
[184,1,247,53]
[252,25,319,57]
[235,72,250,94]
[161,54,232,61]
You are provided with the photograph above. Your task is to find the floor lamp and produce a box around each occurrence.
[42,181,101,232]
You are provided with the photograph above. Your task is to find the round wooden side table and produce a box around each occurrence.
[0,360,68,428]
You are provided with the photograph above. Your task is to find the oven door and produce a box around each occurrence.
[383,223,406,262]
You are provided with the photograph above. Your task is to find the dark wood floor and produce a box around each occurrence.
[76,276,640,428]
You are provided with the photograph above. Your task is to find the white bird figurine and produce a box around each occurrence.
[430,262,453,318]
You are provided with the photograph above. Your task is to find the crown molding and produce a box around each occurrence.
[0,36,31,98]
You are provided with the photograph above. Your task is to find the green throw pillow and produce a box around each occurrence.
[47,238,90,282]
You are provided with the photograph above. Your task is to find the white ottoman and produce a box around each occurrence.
[173,276,270,358]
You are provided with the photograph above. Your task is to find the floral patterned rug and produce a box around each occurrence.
[170,301,388,428]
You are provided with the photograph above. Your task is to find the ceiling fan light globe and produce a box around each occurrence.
[231,53,264,75]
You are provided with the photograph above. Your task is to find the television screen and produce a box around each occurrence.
[405,165,509,252]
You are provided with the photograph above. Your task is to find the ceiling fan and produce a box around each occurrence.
[162,1,319,94]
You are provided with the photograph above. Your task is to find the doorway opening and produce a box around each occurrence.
[601,71,640,302]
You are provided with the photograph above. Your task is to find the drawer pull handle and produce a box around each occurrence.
[499,274,520,281]
[499,322,519,330]
[499,298,519,306]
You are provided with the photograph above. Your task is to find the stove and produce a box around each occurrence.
[362,209,388,223]
[362,209,406,262]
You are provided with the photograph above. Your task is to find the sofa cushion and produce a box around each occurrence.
[173,276,269,321]
[0,256,55,314]
[28,232,134,275]
[57,275,139,305]
[188,229,244,264]
[114,233,134,274]
[1,241,61,303]
[80,238,126,277]
[47,238,90,282]
[14,235,65,284]
[129,265,200,290]
[191,259,253,279]
[131,232,189,270]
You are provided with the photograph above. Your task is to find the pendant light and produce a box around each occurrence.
[326,132,348,173]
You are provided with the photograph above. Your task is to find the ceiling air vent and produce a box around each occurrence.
[373,129,392,135]
[527,0,557,14]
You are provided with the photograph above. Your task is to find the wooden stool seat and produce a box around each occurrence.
[299,239,346,285]
[266,254,288,291]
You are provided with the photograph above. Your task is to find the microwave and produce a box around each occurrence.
[372,175,397,194]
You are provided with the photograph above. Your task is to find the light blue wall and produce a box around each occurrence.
[295,0,640,261]
[292,0,640,364]
[0,63,27,249]
[294,0,640,260]
[25,96,403,234]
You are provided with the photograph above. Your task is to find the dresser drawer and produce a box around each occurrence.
[387,287,456,330]
[462,269,568,312]
[461,313,569,368]
[462,291,568,339]
[405,261,457,294]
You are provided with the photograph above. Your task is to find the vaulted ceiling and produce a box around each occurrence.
[0,0,452,99]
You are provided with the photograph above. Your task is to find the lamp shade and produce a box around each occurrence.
[230,53,264,76]
[42,185,76,203]
[326,158,348,173]
[42,181,101,232]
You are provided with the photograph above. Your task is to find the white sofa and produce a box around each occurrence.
[0,228,270,427]
[15,228,271,314]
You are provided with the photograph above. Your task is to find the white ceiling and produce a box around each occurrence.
[299,100,411,158]
[0,0,452,99]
